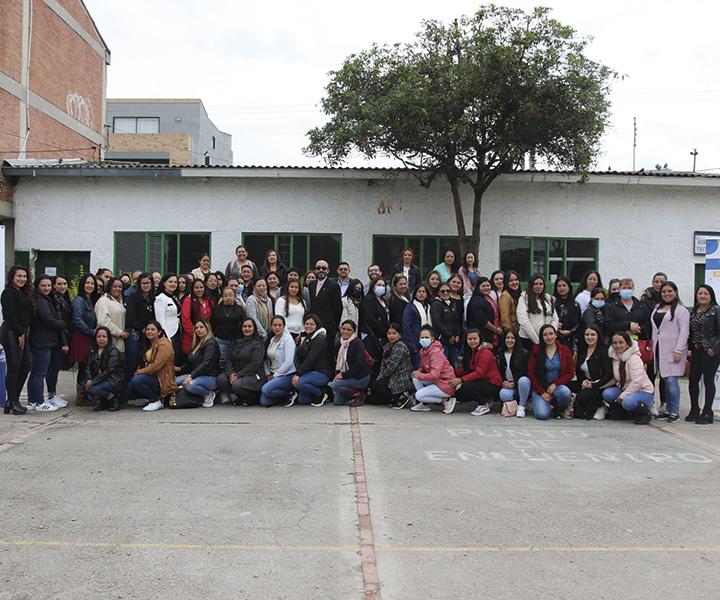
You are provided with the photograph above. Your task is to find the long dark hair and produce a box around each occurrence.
[461,328,485,372]
[280,279,306,316]
[159,273,179,297]
[525,274,554,316]
[659,281,682,321]
[612,331,633,387]
[489,270,505,295]
[188,279,214,323]
[77,272,99,305]
[240,317,263,343]
[412,283,432,306]
[441,248,458,273]
[534,324,558,386]
[499,327,524,361]
[693,284,718,311]
[579,270,603,293]
[553,276,575,301]
[576,322,606,359]
[505,270,522,302]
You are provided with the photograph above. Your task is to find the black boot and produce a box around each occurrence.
[633,403,651,425]
[696,407,715,424]
[7,397,27,415]
[93,398,109,412]
[108,394,121,412]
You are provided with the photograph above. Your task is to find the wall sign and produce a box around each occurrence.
[695,231,720,256]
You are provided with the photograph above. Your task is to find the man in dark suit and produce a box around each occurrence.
[308,259,342,363]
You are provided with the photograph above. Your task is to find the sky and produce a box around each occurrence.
[83,0,720,173]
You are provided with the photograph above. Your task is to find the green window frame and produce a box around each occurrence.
[372,235,460,281]
[499,236,599,285]
[242,233,342,274]
[114,232,211,275]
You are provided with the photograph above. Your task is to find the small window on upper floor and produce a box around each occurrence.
[113,117,160,134]
[212,136,216,149]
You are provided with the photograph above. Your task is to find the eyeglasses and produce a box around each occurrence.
[368,268,380,274]
[439,289,451,294]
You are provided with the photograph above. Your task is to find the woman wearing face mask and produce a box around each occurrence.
[604,278,651,346]
[291,314,334,406]
[607,279,621,304]
[361,278,390,370]
[430,282,462,368]
[340,279,364,334]
[553,276,581,351]
[582,287,608,339]
[450,329,502,416]
[527,325,574,420]
[402,284,433,370]
[409,325,457,414]
[259,316,297,407]
[499,270,522,332]
[688,285,720,424]
[575,270,603,313]
[244,278,274,341]
[211,287,246,369]
[569,323,613,420]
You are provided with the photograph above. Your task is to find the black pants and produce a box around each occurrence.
[369,378,393,404]
[455,379,502,404]
[645,358,666,404]
[688,346,720,412]
[574,388,603,419]
[1,323,31,405]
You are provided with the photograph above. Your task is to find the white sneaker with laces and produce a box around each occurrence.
[142,400,163,412]
[516,405,526,418]
[202,391,216,408]
[471,403,491,416]
[48,393,68,408]
[35,401,58,412]
[443,397,457,414]
[25,403,36,411]
[410,402,431,412]
[593,404,607,420]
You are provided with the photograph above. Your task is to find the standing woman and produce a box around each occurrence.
[361,277,391,368]
[125,273,156,381]
[46,274,72,406]
[1,266,33,414]
[387,274,411,326]
[177,274,192,307]
[190,253,212,282]
[527,325,574,420]
[340,279,363,334]
[688,284,720,424]
[402,284,432,369]
[28,275,68,411]
[154,273,181,362]
[175,317,220,407]
[369,322,414,408]
[582,287,608,340]
[329,319,372,406]
[259,315,297,407]
[292,314,334,406]
[204,272,221,306]
[433,249,457,283]
[211,287,246,368]
[244,278,274,341]
[575,270,603,313]
[95,277,128,354]
[570,324,613,420]
[390,248,421,290]
[259,249,287,285]
[181,278,214,355]
[641,272,667,315]
[458,251,482,294]
[450,329,503,416]
[216,317,266,405]
[466,277,502,347]
[266,272,282,303]
[430,282,462,367]
[275,279,307,340]
[651,281,690,423]
[488,270,505,304]
[123,320,175,412]
[553,276,581,351]
[69,273,98,405]
[409,325,457,414]
[225,245,259,280]
[425,270,442,299]
[495,328,532,418]
[516,274,558,351]
[499,270,522,332]
[83,326,126,412]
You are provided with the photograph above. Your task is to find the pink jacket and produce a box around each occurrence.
[651,304,690,378]
[608,341,654,400]
[415,340,456,396]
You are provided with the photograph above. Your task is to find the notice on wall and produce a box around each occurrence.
[704,238,720,411]
[45,267,57,276]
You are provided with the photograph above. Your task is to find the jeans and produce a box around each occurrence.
[123,374,161,402]
[531,384,572,420]
[662,375,680,415]
[296,372,330,405]
[170,331,182,366]
[175,374,217,397]
[28,346,52,405]
[260,374,295,407]
[498,376,532,407]
[46,344,65,395]
[216,338,231,370]
[1,323,31,405]
[688,346,720,412]
[87,380,126,400]
[441,343,459,369]
[124,328,143,382]
[412,378,449,404]
[330,374,371,405]
[602,386,655,412]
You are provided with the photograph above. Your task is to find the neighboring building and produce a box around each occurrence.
[3,161,719,301]
[0,0,109,269]
[105,99,232,166]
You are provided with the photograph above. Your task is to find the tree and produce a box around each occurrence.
[305,5,617,256]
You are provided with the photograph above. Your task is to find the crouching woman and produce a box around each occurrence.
[528,324,574,420]
[83,326,126,411]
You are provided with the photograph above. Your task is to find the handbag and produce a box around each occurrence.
[167,388,203,409]
[635,338,653,365]
[498,400,518,418]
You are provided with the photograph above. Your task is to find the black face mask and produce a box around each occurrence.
[351,289,363,300]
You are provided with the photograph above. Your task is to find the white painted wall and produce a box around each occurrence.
[12,169,720,300]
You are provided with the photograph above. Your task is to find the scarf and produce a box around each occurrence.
[413,299,431,326]
[335,332,357,373]
[254,292,272,333]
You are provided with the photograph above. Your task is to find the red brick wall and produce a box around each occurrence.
[26,107,99,160]
[56,0,104,46]
[0,90,21,158]
[0,0,24,81]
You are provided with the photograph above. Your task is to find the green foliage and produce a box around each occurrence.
[305,5,618,253]
[68,264,84,301]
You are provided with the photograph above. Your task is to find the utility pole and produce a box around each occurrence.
[690,148,698,172]
[632,117,637,171]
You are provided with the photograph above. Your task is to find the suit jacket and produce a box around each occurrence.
[308,277,342,333]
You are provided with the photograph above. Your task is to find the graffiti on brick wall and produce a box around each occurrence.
[66,92,94,129]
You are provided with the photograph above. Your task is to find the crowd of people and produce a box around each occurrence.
[1,245,717,427]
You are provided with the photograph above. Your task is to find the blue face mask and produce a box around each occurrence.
[620,290,634,300]
[419,338,432,348]
[374,286,386,297]
[237,284,244,293]
[592,300,605,308]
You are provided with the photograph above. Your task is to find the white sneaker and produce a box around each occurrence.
[593,404,607,421]
[48,393,68,408]
[35,401,58,412]
[443,397,457,414]
[142,400,163,412]
[25,403,36,411]
[471,403,491,416]
[649,403,659,417]
[202,391,216,408]
[219,392,231,405]
[516,406,526,418]
[128,398,149,406]
[410,402,431,412]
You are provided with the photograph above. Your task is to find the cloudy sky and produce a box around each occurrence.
[84,0,720,173]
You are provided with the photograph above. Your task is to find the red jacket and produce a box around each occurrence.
[415,340,456,396]
[181,295,215,354]
[455,348,502,386]
[528,343,574,395]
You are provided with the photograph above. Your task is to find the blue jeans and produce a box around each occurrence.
[123,374,161,402]
[260,374,295,407]
[442,343,459,369]
[87,380,126,400]
[28,346,52,405]
[602,386,655,412]
[46,344,65,395]
[412,378,449,404]
[124,328,143,381]
[663,376,680,415]
[170,331,182,366]
[329,374,371,405]
[499,376,532,407]
[216,338,231,370]
[531,384,572,420]
[175,375,216,396]
[296,372,330,405]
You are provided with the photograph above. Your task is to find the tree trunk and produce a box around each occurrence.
[448,175,468,256]
[470,184,483,257]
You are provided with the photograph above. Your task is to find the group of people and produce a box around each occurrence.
[1,246,716,427]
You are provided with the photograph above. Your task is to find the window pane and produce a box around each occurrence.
[113,117,136,134]
[277,236,291,267]
[165,234,178,274]
[243,235,274,269]
[309,234,341,272]
[179,234,210,274]
[373,236,404,280]
[533,239,546,279]
[115,233,146,274]
[292,236,308,273]
[137,118,159,133]
[567,260,596,283]
[500,238,531,282]
[421,238,438,280]
[148,235,162,273]
[567,239,597,259]
[549,239,564,258]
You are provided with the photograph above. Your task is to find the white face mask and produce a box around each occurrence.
[374,286,386,297]
[419,338,432,348]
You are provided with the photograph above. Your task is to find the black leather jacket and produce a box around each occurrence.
[84,344,126,389]
[696,304,720,354]
[30,289,68,348]
[179,338,220,378]
[495,347,529,383]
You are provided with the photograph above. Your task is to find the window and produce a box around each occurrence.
[114,232,210,275]
[499,237,598,284]
[212,136,216,149]
[373,235,460,281]
[243,233,342,274]
[113,117,160,134]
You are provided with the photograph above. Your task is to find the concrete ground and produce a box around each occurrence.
[1,371,719,600]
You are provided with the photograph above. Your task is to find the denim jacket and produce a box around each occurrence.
[71,295,97,336]
[264,331,297,377]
